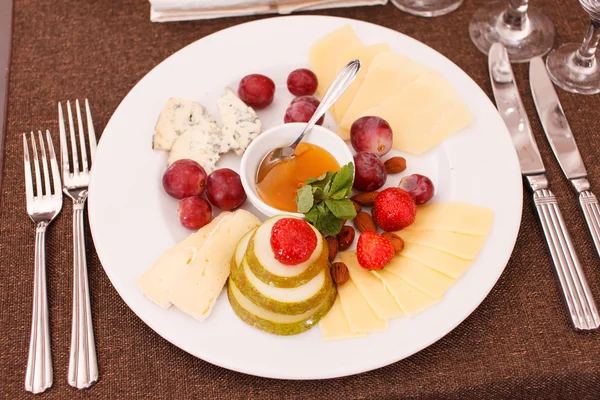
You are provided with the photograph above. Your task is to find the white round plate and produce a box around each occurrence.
[88,15,522,379]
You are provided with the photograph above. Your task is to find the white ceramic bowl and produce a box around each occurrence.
[240,122,354,217]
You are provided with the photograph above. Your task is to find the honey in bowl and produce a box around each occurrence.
[256,143,339,212]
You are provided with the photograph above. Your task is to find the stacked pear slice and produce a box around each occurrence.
[228,216,336,336]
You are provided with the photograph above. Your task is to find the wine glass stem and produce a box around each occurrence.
[504,0,529,28]
[575,19,600,68]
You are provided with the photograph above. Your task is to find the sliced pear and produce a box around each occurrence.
[228,279,336,336]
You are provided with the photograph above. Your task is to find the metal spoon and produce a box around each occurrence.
[255,59,361,183]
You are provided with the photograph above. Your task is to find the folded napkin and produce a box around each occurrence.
[149,0,387,22]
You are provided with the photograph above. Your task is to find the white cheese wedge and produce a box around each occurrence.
[401,242,473,278]
[384,256,455,299]
[331,44,391,123]
[397,230,486,260]
[338,280,387,333]
[153,97,220,151]
[137,213,228,308]
[319,297,366,340]
[341,251,404,319]
[372,270,437,317]
[169,210,261,321]
[405,202,495,235]
[309,24,362,99]
[218,88,261,156]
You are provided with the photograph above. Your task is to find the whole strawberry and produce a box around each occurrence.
[271,218,317,266]
[357,231,395,270]
[373,188,416,232]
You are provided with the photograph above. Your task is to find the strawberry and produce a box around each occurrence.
[271,218,317,266]
[356,231,395,270]
[372,188,416,232]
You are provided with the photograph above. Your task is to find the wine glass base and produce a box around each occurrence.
[469,0,555,63]
[390,0,463,17]
[546,43,600,95]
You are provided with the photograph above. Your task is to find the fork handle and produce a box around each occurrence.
[579,191,600,259]
[533,188,600,330]
[68,201,98,389]
[25,223,53,394]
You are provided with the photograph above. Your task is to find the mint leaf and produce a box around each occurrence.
[311,171,335,200]
[304,205,321,224]
[296,185,314,213]
[325,199,357,220]
[315,212,344,236]
[328,163,354,197]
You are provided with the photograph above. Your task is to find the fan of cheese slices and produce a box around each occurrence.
[309,25,473,155]
[320,202,494,340]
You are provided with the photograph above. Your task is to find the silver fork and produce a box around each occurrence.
[23,131,62,394]
[58,99,98,389]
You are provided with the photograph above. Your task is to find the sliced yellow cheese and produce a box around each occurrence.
[309,25,362,99]
[358,72,472,154]
[338,52,425,131]
[401,242,473,278]
[397,230,486,260]
[137,213,228,308]
[338,280,387,333]
[385,256,455,299]
[331,44,391,124]
[372,270,437,317]
[169,210,261,321]
[319,296,366,340]
[405,202,495,235]
[341,251,404,319]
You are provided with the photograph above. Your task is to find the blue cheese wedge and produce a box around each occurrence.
[167,127,233,174]
[218,88,261,156]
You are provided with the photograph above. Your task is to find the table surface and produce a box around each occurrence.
[2,0,600,398]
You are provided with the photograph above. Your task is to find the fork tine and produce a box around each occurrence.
[85,99,97,164]
[38,130,52,196]
[23,134,34,204]
[46,130,62,196]
[30,132,43,198]
[66,100,80,173]
[58,102,71,179]
[75,99,89,172]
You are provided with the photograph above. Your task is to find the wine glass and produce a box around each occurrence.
[469,0,555,63]
[546,0,600,94]
[390,0,463,17]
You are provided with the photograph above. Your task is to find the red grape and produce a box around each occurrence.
[399,174,435,205]
[162,159,207,199]
[284,97,324,125]
[206,168,247,210]
[353,152,387,191]
[238,74,275,109]
[178,196,212,230]
[350,116,393,156]
[287,69,318,96]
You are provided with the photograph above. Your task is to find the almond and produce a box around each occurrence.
[382,232,404,253]
[351,199,362,214]
[326,236,339,262]
[351,191,379,206]
[384,157,407,174]
[331,262,350,286]
[355,212,377,233]
[337,225,355,251]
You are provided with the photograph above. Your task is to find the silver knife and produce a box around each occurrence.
[529,57,600,261]
[488,43,599,330]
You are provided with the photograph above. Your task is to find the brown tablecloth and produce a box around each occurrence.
[2,0,600,398]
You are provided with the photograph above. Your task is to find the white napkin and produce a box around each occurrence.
[149,0,387,22]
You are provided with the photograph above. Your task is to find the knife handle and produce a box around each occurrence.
[533,188,600,330]
[579,191,600,259]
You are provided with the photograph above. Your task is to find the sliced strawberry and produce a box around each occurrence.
[373,188,416,232]
[271,218,318,266]
[356,231,395,270]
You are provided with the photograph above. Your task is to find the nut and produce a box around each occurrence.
[382,232,404,253]
[384,157,407,174]
[354,212,377,233]
[351,199,362,214]
[351,191,379,206]
[337,225,356,251]
[331,262,350,286]
[326,236,339,262]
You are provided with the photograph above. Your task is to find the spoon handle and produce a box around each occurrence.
[289,59,361,149]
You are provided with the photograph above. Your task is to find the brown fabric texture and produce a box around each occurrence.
[2,0,600,398]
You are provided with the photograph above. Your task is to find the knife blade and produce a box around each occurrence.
[530,56,600,264]
[488,43,599,330]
